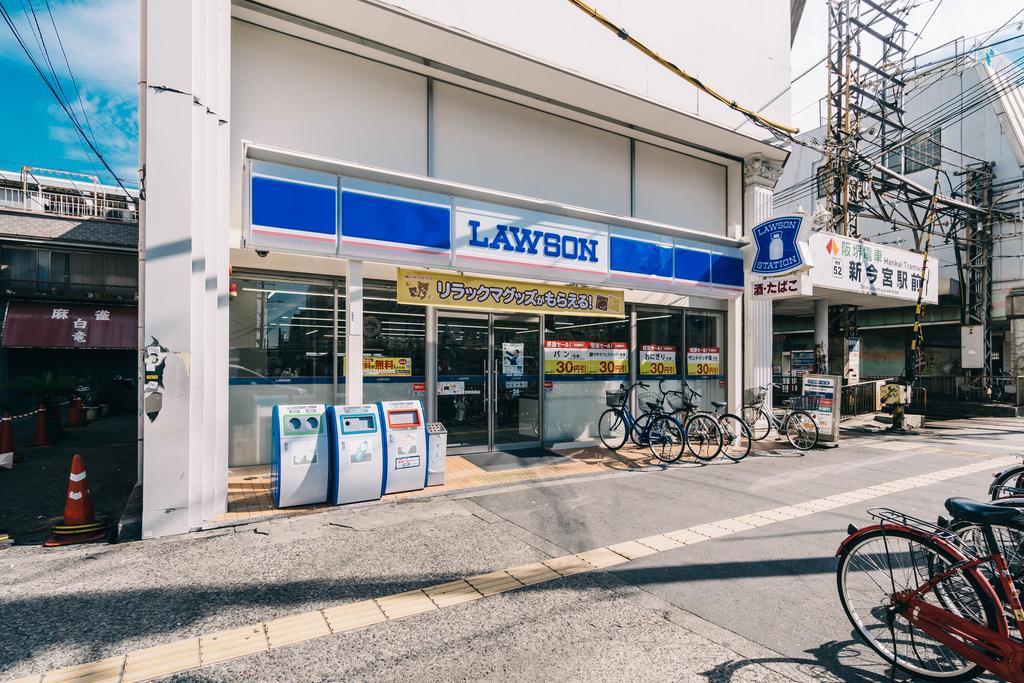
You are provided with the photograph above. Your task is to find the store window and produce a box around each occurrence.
[684,310,726,409]
[228,276,342,466]
[360,279,426,404]
[636,308,683,407]
[543,313,629,445]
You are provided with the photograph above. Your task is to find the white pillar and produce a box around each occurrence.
[742,155,784,407]
[814,299,829,372]
[140,0,230,538]
[345,260,364,405]
[1011,318,1024,378]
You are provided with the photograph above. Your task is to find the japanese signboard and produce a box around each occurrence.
[639,344,677,376]
[397,268,626,318]
[802,374,840,443]
[808,233,938,304]
[1,302,136,349]
[544,340,628,375]
[750,272,812,299]
[362,356,412,377]
[750,215,810,276]
[686,347,721,376]
[790,349,815,376]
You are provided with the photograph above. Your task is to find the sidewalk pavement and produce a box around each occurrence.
[1,493,806,682]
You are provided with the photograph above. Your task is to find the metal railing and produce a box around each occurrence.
[841,380,879,418]
[0,278,137,302]
[0,187,137,223]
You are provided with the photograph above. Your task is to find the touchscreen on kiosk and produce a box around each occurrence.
[387,410,420,428]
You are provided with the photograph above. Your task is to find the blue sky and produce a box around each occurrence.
[0,0,137,188]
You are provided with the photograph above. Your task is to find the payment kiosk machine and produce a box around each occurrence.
[270,404,330,508]
[380,400,428,494]
[327,403,385,505]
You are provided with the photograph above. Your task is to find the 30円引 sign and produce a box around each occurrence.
[639,344,677,375]
[397,268,625,318]
[544,340,628,375]
[686,346,720,376]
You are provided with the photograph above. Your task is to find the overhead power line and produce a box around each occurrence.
[0,0,132,198]
[565,0,799,135]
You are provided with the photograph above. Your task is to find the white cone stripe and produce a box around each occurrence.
[69,471,87,482]
[68,491,83,500]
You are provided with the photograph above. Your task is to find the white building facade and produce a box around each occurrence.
[139,0,795,538]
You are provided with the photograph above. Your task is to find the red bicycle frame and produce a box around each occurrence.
[839,522,1024,682]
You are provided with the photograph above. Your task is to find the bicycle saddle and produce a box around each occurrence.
[711,401,726,410]
[644,401,661,411]
[945,497,1024,525]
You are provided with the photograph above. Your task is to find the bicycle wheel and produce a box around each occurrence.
[947,517,1024,603]
[990,465,1024,499]
[647,415,684,464]
[837,527,997,682]
[685,413,723,461]
[630,412,653,446]
[718,413,752,462]
[598,409,627,450]
[742,406,772,441]
[783,410,818,451]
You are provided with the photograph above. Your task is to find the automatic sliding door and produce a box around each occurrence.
[436,312,489,452]
[492,314,541,449]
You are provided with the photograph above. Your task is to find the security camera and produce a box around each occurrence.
[255,250,269,258]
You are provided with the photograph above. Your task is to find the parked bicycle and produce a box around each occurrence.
[660,380,749,461]
[988,453,1024,499]
[598,381,686,463]
[837,499,1024,681]
[741,383,819,451]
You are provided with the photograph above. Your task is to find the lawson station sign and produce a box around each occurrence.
[246,160,744,298]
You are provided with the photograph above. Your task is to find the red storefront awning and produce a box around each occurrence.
[1,302,136,349]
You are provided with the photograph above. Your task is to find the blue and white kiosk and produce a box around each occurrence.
[380,400,428,494]
[326,403,386,505]
[270,404,330,508]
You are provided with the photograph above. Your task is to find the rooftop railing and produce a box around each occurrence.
[0,186,137,223]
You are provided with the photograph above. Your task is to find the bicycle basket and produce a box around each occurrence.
[605,389,627,407]
[789,395,821,411]
[664,392,688,412]
[637,391,662,411]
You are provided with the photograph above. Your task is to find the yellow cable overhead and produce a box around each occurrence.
[566,0,800,135]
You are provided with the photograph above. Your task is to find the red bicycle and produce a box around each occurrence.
[837,498,1024,681]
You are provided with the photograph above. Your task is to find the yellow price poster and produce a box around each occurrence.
[543,341,628,375]
[639,344,677,376]
[397,268,625,318]
[359,356,412,377]
[686,346,720,376]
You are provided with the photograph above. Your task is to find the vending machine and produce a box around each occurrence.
[326,404,385,505]
[380,400,428,494]
[270,404,330,508]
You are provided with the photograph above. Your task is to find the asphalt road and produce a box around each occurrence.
[3,416,1022,681]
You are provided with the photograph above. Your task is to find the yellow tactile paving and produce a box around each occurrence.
[465,570,524,596]
[423,579,485,608]
[41,655,124,683]
[199,624,268,665]
[265,611,331,649]
[505,561,561,586]
[375,589,438,620]
[121,639,199,683]
[322,599,386,633]
[635,534,684,552]
[605,540,658,560]
[6,677,42,683]
[542,554,595,577]
[575,546,630,569]
[18,452,1019,683]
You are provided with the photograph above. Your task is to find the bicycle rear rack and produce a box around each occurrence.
[993,485,1024,499]
[867,507,973,554]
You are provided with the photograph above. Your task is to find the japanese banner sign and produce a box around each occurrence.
[686,347,721,376]
[397,268,625,318]
[808,233,938,304]
[1,302,136,349]
[363,356,412,377]
[544,341,628,375]
[750,272,812,299]
[639,344,677,376]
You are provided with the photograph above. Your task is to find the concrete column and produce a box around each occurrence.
[1011,318,1024,378]
[425,306,437,421]
[345,260,364,405]
[140,0,230,538]
[742,156,785,407]
[814,299,829,372]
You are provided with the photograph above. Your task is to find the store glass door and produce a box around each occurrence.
[492,313,541,450]
[435,311,541,453]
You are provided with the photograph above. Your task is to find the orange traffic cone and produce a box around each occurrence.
[66,397,86,428]
[44,454,107,547]
[28,405,50,447]
[0,414,13,469]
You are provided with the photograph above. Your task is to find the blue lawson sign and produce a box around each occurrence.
[751,216,805,276]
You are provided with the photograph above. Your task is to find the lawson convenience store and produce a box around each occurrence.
[226,150,745,466]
